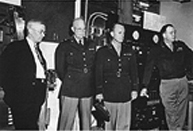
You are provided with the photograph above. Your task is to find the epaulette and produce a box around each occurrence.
[122,42,131,47]
[99,45,108,50]
[61,38,70,43]
[60,38,74,45]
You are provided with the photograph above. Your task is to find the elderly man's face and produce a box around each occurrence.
[72,19,86,40]
[29,22,46,43]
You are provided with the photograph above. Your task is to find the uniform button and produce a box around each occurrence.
[83,68,88,73]
[118,68,122,71]
[32,82,35,85]
[118,59,121,61]
[83,52,86,55]
[84,64,87,67]
[118,64,121,67]
[116,71,121,77]
[83,58,86,61]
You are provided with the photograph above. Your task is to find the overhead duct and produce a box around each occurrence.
[173,0,191,3]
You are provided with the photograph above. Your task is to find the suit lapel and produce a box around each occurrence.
[120,44,127,57]
[24,39,36,62]
[83,38,90,50]
[70,37,83,50]
[25,39,47,71]
[23,39,36,73]
[70,37,91,51]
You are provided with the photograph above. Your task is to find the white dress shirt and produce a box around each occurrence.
[26,37,46,79]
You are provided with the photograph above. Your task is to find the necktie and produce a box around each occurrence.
[79,40,83,46]
[35,44,46,71]
[170,44,173,51]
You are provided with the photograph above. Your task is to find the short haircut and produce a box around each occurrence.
[160,24,174,35]
[110,22,124,32]
[27,19,45,29]
[25,19,45,36]
[159,24,174,41]
[72,17,85,27]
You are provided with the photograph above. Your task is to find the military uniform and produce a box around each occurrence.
[143,40,193,130]
[55,37,96,130]
[95,43,139,130]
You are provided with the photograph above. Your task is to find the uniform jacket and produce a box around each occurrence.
[143,40,193,87]
[55,37,97,98]
[0,39,47,108]
[95,43,139,102]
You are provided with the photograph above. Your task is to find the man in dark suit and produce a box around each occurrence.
[0,19,47,130]
[55,17,96,130]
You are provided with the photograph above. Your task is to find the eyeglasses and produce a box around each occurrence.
[32,28,46,35]
[74,27,85,32]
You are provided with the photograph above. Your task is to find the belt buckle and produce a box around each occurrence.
[83,68,88,73]
[116,72,121,77]
[41,79,46,83]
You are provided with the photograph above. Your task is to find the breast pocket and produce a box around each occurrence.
[67,52,74,64]
[123,52,132,60]
[87,50,96,62]
[104,58,112,70]
[123,55,131,66]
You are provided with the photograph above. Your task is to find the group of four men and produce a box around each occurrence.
[0,16,193,131]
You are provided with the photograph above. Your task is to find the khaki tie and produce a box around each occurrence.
[170,44,173,51]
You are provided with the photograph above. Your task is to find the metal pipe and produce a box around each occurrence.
[75,0,81,18]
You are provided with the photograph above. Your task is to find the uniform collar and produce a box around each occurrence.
[69,36,90,50]
[73,35,84,45]
[160,41,178,52]
[107,43,125,57]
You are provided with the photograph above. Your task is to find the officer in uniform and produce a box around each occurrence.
[55,17,96,130]
[141,24,193,130]
[95,23,139,130]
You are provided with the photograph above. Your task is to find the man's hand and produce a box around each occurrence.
[188,80,193,85]
[96,94,104,102]
[131,91,138,100]
[140,88,149,98]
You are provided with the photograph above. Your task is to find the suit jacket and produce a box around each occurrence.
[0,39,47,108]
[55,37,97,98]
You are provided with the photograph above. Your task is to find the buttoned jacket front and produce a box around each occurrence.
[95,43,139,102]
[0,39,47,108]
[55,37,97,98]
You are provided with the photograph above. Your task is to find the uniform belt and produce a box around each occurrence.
[162,73,185,80]
[35,78,46,84]
[104,72,129,78]
[68,67,90,74]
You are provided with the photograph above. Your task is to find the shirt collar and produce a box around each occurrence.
[26,36,36,47]
[73,35,84,44]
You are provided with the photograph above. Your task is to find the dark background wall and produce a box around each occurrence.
[22,0,74,42]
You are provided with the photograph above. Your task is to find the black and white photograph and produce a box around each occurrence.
[0,0,193,130]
